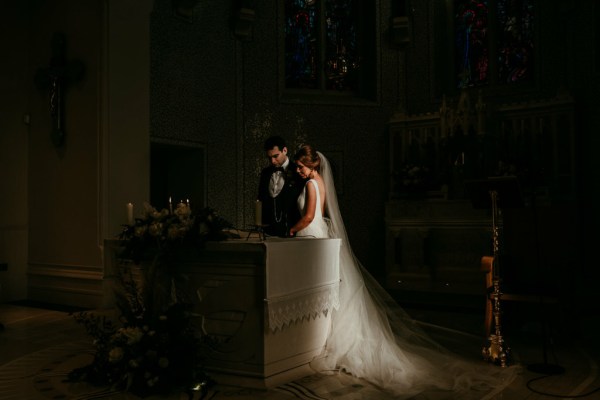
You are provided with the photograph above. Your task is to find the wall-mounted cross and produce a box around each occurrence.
[34,32,84,147]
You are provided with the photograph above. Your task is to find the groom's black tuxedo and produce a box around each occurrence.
[257,162,304,237]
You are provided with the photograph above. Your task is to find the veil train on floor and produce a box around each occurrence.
[310,151,520,399]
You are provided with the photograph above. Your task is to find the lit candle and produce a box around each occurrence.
[127,203,134,225]
[168,196,173,214]
[255,200,262,226]
[186,198,190,208]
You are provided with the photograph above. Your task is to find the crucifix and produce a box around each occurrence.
[34,32,84,147]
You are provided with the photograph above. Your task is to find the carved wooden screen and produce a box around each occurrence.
[388,90,575,200]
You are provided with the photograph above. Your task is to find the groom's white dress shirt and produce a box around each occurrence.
[269,158,290,198]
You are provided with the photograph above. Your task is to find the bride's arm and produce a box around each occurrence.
[289,182,316,236]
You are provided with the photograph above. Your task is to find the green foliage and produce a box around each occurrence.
[68,203,233,397]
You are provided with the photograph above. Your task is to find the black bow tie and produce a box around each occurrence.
[272,167,284,172]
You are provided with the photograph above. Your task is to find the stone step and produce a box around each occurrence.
[27,263,107,309]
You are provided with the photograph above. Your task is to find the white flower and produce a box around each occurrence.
[134,225,148,237]
[118,327,144,345]
[142,202,157,217]
[149,222,163,237]
[167,225,181,240]
[175,202,192,218]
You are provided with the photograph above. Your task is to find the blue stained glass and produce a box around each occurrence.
[285,0,360,91]
[285,0,318,89]
[325,0,359,91]
[497,0,534,84]
[455,0,489,88]
[453,0,534,88]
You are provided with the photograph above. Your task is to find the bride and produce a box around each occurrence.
[288,144,518,399]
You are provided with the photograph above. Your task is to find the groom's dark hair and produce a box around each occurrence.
[264,136,287,151]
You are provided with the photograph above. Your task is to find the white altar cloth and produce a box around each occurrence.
[264,238,341,331]
[167,237,342,388]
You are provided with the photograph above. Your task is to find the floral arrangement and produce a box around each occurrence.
[120,202,234,266]
[70,304,204,397]
[69,203,237,398]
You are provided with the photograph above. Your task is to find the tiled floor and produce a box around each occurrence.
[1,300,599,399]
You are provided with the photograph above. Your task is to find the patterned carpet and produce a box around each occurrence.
[0,302,520,400]
[0,304,399,399]
[0,330,528,400]
[0,340,397,400]
[4,304,598,399]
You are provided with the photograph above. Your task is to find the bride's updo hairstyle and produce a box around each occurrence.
[294,144,321,171]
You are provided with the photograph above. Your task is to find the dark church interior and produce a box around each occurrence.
[1,0,599,398]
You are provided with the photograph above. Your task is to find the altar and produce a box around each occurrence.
[174,237,341,388]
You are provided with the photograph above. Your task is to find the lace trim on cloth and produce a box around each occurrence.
[266,282,340,331]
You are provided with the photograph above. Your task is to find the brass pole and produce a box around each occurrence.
[482,190,511,367]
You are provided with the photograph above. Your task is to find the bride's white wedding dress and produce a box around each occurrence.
[295,179,330,239]
[295,152,519,399]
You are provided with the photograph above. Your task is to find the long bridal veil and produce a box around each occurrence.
[313,151,519,399]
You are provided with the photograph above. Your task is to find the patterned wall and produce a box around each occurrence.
[149,0,404,276]
[148,0,598,285]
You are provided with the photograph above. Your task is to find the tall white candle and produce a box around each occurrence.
[127,203,134,225]
[255,200,262,226]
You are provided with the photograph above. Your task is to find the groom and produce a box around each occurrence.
[257,136,303,237]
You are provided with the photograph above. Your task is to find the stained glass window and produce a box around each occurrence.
[285,0,361,93]
[496,0,534,84]
[453,0,534,89]
[285,0,318,89]
[455,0,489,88]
